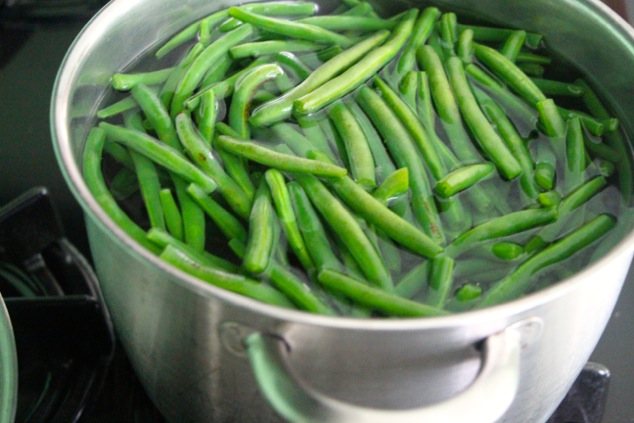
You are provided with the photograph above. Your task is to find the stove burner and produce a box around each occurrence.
[0,187,115,423]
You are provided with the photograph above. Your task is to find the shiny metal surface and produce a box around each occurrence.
[51,0,634,422]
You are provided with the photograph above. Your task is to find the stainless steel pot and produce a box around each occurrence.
[51,0,634,422]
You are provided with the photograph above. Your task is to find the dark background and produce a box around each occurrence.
[1,1,633,422]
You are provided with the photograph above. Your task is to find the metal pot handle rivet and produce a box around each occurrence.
[245,323,527,423]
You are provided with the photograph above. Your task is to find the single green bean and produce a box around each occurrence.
[317,269,448,317]
[83,128,159,253]
[100,123,217,193]
[357,86,444,243]
[456,28,474,64]
[269,122,315,158]
[531,78,585,97]
[499,30,526,62]
[228,7,353,47]
[557,107,606,137]
[159,189,184,241]
[131,83,181,149]
[537,191,562,208]
[480,214,616,306]
[298,15,394,31]
[474,43,546,107]
[112,68,174,92]
[200,52,234,89]
[434,163,495,198]
[518,63,545,77]
[216,135,347,177]
[97,96,138,119]
[294,173,393,291]
[108,167,138,200]
[425,256,455,308]
[372,168,409,205]
[491,242,524,260]
[293,9,418,115]
[160,244,294,308]
[398,71,418,109]
[173,176,206,252]
[214,122,256,201]
[297,117,338,162]
[274,52,312,81]
[445,207,558,258]
[170,24,254,117]
[565,117,586,194]
[196,88,217,145]
[537,98,566,139]
[445,56,523,180]
[230,40,321,59]
[328,102,376,189]
[229,64,284,139]
[265,169,315,271]
[454,283,482,302]
[250,29,390,126]
[516,51,552,65]
[394,261,429,299]
[395,6,441,78]
[439,12,458,57]
[534,142,556,191]
[244,182,276,274]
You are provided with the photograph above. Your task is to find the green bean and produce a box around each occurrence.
[173,176,206,252]
[456,28,474,64]
[491,242,524,260]
[298,15,394,31]
[294,173,393,291]
[214,122,256,201]
[274,52,312,81]
[112,68,174,92]
[318,269,448,317]
[372,168,409,205]
[584,136,621,163]
[396,7,441,78]
[244,182,276,274]
[230,40,321,59]
[480,214,616,307]
[159,189,184,241]
[445,207,558,258]
[439,12,458,57]
[499,30,526,62]
[265,169,314,271]
[268,122,315,158]
[537,191,562,208]
[147,228,237,272]
[294,9,417,115]
[83,128,159,253]
[394,261,429,299]
[455,283,482,302]
[474,43,546,107]
[417,46,482,163]
[229,7,352,47]
[328,102,376,189]
[347,102,396,182]
[517,63,545,77]
[479,97,539,199]
[536,98,566,139]
[357,86,444,243]
[445,56,523,180]
[160,244,294,308]
[398,71,418,109]
[434,163,495,198]
[374,77,446,180]
[564,117,586,194]
[97,96,138,120]
[170,24,254,117]
[457,24,543,49]
[108,167,138,200]
[196,88,217,145]
[186,183,247,242]
[250,29,390,126]
[123,111,166,230]
[100,123,218,193]
[288,182,344,273]
[155,9,230,59]
[229,64,284,139]
[131,83,181,149]
[426,256,454,308]
[534,142,556,191]
[531,78,585,97]
[216,135,347,177]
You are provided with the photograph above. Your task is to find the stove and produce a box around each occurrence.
[1,1,633,422]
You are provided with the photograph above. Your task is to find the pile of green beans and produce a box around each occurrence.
[84,0,632,317]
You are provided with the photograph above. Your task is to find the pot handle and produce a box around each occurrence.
[245,325,523,423]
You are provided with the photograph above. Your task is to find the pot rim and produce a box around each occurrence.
[51,0,634,332]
